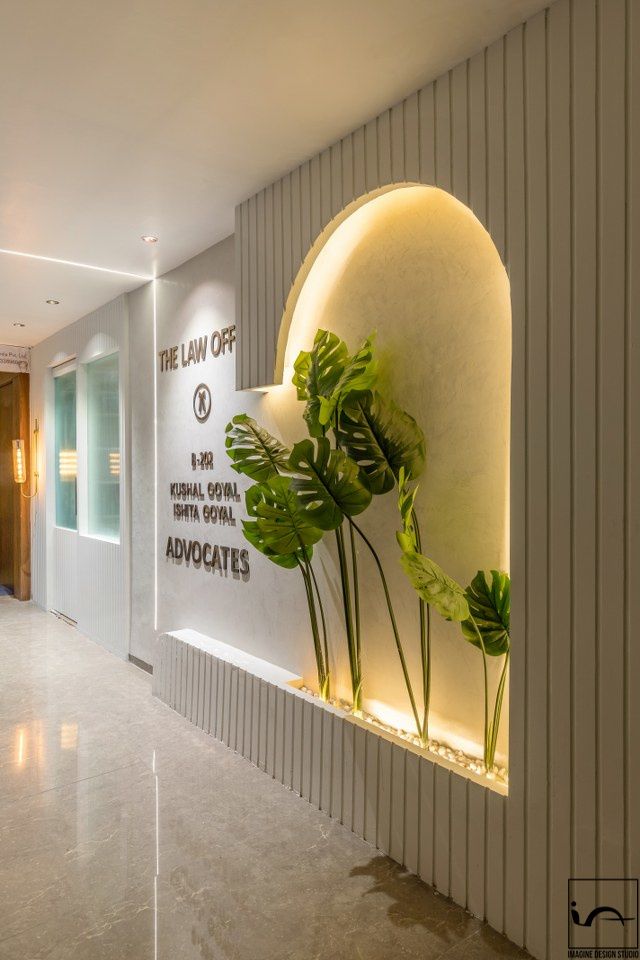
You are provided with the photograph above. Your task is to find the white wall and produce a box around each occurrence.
[128,281,155,664]
[129,239,314,675]
[30,295,130,659]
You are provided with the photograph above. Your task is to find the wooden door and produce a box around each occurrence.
[0,380,14,591]
[0,372,30,599]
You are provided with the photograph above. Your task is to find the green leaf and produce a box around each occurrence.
[396,466,419,552]
[317,334,378,428]
[337,390,426,494]
[400,551,469,622]
[292,330,349,437]
[292,329,377,437]
[225,414,290,481]
[241,520,307,569]
[245,476,323,556]
[288,437,372,530]
[461,570,510,656]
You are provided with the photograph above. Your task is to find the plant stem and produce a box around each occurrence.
[420,606,431,747]
[488,649,510,768]
[335,525,361,712]
[297,559,328,700]
[470,617,490,767]
[349,518,423,742]
[332,417,363,712]
[349,522,361,671]
[413,513,429,745]
[308,561,329,684]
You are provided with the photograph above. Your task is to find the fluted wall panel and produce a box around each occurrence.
[154,634,507,915]
[234,2,639,957]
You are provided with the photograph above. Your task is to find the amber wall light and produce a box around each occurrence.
[12,439,26,484]
[12,419,39,499]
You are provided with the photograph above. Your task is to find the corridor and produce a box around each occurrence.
[0,599,528,960]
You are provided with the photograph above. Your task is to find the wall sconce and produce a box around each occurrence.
[12,440,26,484]
[12,419,39,499]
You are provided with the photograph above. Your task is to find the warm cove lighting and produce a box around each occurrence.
[365,699,485,763]
[0,247,153,281]
[271,184,511,766]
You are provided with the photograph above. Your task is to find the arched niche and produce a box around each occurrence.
[265,184,511,764]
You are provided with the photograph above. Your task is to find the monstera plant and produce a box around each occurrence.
[461,570,510,768]
[396,475,511,767]
[226,329,426,720]
[291,331,430,725]
[226,327,511,771]
[225,415,332,699]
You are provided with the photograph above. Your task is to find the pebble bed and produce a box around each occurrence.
[299,685,509,788]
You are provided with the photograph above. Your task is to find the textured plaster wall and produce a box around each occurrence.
[268,185,511,759]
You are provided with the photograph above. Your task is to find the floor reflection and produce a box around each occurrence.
[0,599,529,960]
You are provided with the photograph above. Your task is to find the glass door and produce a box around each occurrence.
[51,362,78,622]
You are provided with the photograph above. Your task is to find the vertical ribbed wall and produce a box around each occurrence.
[234,1,640,956]
[154,634,507,919]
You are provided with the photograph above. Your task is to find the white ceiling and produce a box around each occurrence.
[0,0,549,347]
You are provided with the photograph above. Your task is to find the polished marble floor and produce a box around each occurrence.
[0,599,530,960]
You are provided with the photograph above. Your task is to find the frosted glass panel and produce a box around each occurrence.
[87,353,120,539]
[54,370,77,529]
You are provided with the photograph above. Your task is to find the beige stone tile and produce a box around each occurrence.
[0,601,529,960]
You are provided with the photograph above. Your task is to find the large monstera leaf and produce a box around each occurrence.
[337,390,426,495]
[461,570,510,656]
[400,551,469,622]
[245,476,323,556]
[241,520,308,569]
[225,414,290,481]
[293,330,348,437]
[292,330,377,437]
[288,437,372,530]
[317,335,377,429]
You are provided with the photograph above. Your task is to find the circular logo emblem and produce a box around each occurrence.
[193,383,212,423]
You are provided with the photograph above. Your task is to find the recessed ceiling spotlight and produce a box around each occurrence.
[141,235,158,243]
[13,322,25,327]
[46,299,60,305]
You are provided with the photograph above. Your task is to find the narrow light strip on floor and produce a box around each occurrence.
[153,748,159,960]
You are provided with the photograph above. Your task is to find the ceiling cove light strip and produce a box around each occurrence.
[0,247,153,281]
